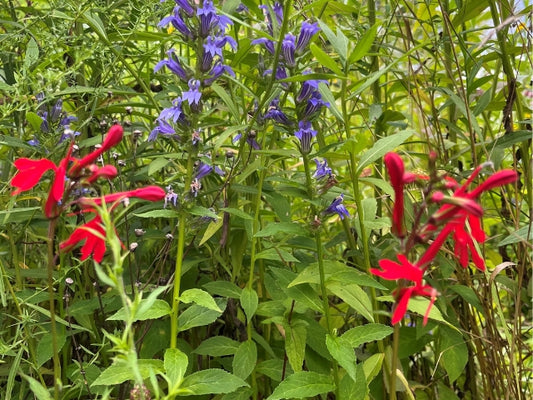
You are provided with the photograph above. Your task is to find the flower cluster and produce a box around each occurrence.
[251,4,327,154]
[10,125,165,262]
[29,94,80,146]
[371,152,517,324]
[151,0,237,142]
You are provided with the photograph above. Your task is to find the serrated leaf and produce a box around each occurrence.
[180,288,221,312]
[240,287,258,321]
[194,336,240,357]
[232,340,257,379]
[326,334,357,381]
[270,267,323,313]
[267,371,335,400]
[91,360,164,386]
[24,38,39,69]
[107,299,170,322]
[439,328,468,382]
[285,320,307,372]
[254,222,303,237]
[164,348,188,390]
[203,280,242,298]
[178,299,226,332]
[362,353,384,384]
[133,209,179,218]
[356,130,413,174]
[327,282,374,322]
[342,324,393,348]
[36,328,66,368]
[179,369,248,395]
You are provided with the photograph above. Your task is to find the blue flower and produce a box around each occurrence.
[149,119,179,141]
[326,194,350,220]
[159,97,187,124]
[313,158,332,180]
[59,126,81,143]
[233,131,261,150]
[300,91,329,121]
[50,99,63,122]
[175,0,194,17]
[27,136,40,147]
[297,73,327,102]
[252,37,275,54]
[154,49,188,81]
[164,185,179,208]
[264,98,291,125]
[296,21,320,52]
[158,7,194,39]
[182,79,202,108]
[204,60,234,85]
[197,0,217,37]
[282,33,296,67]
[195,161,213,180]
[294,121,316,154]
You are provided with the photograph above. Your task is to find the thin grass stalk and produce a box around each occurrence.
[47,217,60,400]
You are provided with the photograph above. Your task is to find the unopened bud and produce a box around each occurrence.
[134,228,146,237]
[129,242,138,252]
[125,106,133,114]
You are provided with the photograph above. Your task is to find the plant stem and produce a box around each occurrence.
[390,323,400,400]
[47,218,60,400]
[170,149,196,349]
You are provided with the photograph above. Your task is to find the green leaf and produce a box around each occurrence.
[199,217,224,246]
[164,348,188,390]
[82,11,108,39]
[92,359,164,386]
[148,157,170,176]
[319,82,343,122]
[342,324,393,348]
[240,287,258,321]
[36,328,66,368]
[194,336,240,357]
[133,209,180,219]
[107,299,170,322]
[256,247,300,263]
[220,207,253,220]
[339,364,367,400]
[203,280,242,299]
[327,282,374,322]
[284,320,307,372]
[269,268,323,312]
[498,225,532,246]
[356,130,413,174]
[349,23,379,63]
[26,112,44,131]
[180,288,221,312]
[256,359,286,382]
[254,222,303,237]
[232,340,257,380]
[449,285,484,314]
[439,327,468,382]
[317,20,348,61]
[267,371,335,400]
[211,83,240,122]
[178,299,226,332]
[179,369,248,395]
[326,334,357,381]
[24,38,39,70]
[362,353,384,384]
[309,43,344,76]
[21,373,52,400]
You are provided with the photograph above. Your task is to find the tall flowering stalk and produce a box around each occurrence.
[10,125,164,398]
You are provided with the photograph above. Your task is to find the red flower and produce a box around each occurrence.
[11,158,57,195]
[78,186,166,208]
[69,125,123,176]
[371,254,438,325]
[85,165,118,184]
[384,152,416,238]
[45,144,74,218]
[59,216,107,262]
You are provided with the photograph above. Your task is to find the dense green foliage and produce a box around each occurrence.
[0,0,531,399]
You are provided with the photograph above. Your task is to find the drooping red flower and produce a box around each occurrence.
[59,216,107,262]
[11,158,57,195]
[69,125,124,176]
[85,165,118,184]
[371,254,423,284]
[393,284,437,325]
[45,143,74,218]
[78,186,166,208]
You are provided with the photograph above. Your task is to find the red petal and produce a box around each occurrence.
[469,170,518,198]
[11,158,56,195]
[392,287,414,324]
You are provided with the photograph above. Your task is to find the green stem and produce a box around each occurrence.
[47,218,60,400]
[390,323,400,400]
[170,151,196,349]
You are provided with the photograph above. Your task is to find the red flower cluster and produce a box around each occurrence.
[10,125,165,262]
[372,152,517,325]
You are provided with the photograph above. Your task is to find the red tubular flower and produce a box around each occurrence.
[69,125,123,176]
[85,165,118,184]
[11,158,57,195]
[79,186,166,208]
[393,285,437,325]
[45,144,74,218]
[59,216,107,262]
[384,152,407,237]
[371,254,423,284]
